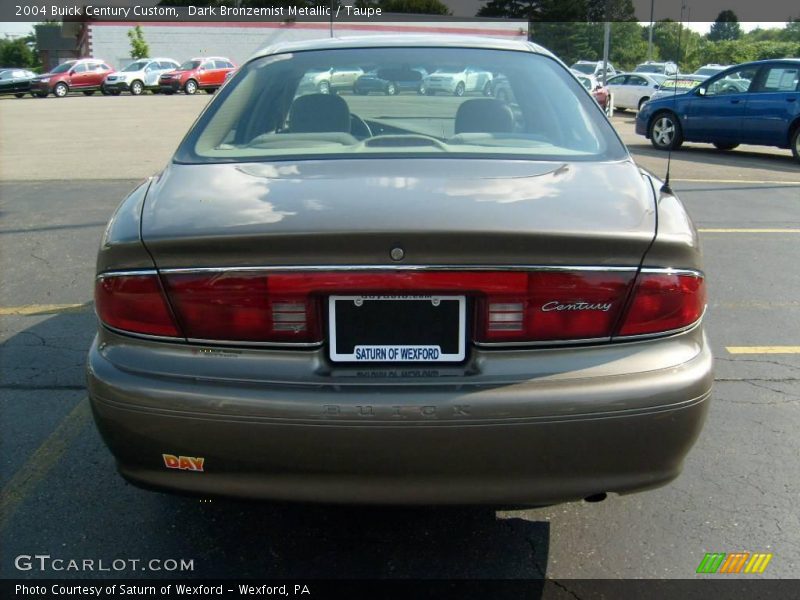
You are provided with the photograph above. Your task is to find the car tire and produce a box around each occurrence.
[638,97,650,111]
[14,92,25,98]
[385,82,397,96]
[82,90,95,96]
[163,90,174,95]
[184,79,198,95]
[318,81,330,94]
[53,82,68,98]
[713,142,739,151]
[483,81,493,96]
[130,80,144,96]
[649,112,683,151]
[35,92,47,98]
[417,84,426,95]
[100,87,109,96]
[454,82,465,97]
[109,90,121,96]
[791,127,800,164]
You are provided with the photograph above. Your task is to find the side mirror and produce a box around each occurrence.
[68,70,75,76]
[654,85,660,90]
[697,87,706,96]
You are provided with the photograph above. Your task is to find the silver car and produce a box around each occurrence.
[606,72,667,111]
[88,36,711,506]
[422,66,493,96]
[103,57,180,95]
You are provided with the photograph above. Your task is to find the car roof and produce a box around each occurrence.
[250,35,550,62]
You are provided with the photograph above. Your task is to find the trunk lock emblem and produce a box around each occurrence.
[390,247,405,261]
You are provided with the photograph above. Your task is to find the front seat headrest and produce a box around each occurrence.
[288,93,351,133]
[454,98,514,134]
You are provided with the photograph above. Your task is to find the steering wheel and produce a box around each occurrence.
[350,114,372,139]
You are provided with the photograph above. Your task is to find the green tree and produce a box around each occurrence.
[477,0,540,19]
[708,10,742,42]
[127,25,149,59]
[0,37,35,68]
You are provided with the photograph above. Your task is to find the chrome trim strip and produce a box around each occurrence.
[640,267,705,278]
[157,265,641,274]
[96,269,158,280]
[475,336,611,348]
[611,311,705,342]
[186,337,324,349]
[102,323,185,343]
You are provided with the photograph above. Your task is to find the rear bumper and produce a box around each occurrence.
[158,80,182,92]
[87,327,713,505]
[103,80,130,91]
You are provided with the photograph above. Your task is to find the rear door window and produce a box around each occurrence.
[752,66,800,93]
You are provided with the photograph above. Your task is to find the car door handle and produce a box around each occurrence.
[730,99,740,104]
[787,97,797,102]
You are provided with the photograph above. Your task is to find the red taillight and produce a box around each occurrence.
[95,274,180,337]
[477,271,636,343]
[618,272,705,337]
[97,268,704,346]
[162,273,321,343]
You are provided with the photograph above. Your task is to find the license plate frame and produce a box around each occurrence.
[328,295,466,363]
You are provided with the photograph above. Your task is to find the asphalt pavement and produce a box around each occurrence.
[1,94,798,581]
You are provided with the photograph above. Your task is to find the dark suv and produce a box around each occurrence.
[30,59,114,98]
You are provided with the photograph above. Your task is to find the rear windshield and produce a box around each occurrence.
[176,47,627,164]
[695,67,726,77]
[570,63,596,74]
[178,60,201,71]
[51,62,74,74]
[635,64,664,73]
[123,60,149,72]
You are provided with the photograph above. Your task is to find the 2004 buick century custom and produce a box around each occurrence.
[88,36,712,505]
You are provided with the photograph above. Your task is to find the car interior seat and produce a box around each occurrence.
[454,98,515,134]
[288,93,351,133]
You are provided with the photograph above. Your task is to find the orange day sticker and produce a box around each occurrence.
[162,454,205,472]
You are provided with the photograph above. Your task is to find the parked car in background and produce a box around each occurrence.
[422,66,493,96]
[354,67,427,95]
[634,61,678,76]
[0,68,37,97]
[158,57,236,95]
[297,66,365,95]
[692,64,731,80]
[573,71,611,116]
[89,36,711,507]
[103,57,180,95]
[570,60,617,79]
[649,74,705,102]
[30,59,114,98]
[606,72,666,111]
[637,59,800,161]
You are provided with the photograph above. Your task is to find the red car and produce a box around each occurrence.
[30,58,114,98]
[573,71,611,116]
[158,57,236,95]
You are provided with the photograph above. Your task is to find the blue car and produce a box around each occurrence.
[636,59,800,162]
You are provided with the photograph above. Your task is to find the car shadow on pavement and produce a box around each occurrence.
[1,311,551,584]
[626,143,798,172]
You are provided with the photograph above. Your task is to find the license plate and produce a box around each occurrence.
[328,295,466,363]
